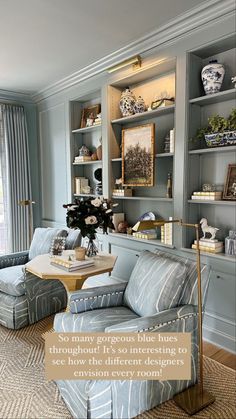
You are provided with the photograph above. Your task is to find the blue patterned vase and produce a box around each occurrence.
[119,88,136,117]
[201,60,225,95]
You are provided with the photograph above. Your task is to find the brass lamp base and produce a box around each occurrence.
[174,384,215,416]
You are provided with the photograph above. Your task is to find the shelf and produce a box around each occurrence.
[188,200,235,206]
[109,232,175,249]
[189,88,236,106]
[111,153,174,162]
[182,247,236,263]
[111,105,175,125]
[189,145,236,155]
[74,193,101,198]
[73,160,102,165]
[112,196,173,202]
[72,124,102,134]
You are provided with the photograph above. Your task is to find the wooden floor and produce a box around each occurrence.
[203,341,236,370]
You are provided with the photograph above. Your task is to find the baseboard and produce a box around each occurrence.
[203,324,236,354]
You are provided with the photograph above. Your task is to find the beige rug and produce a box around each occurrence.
[0,316,235,419]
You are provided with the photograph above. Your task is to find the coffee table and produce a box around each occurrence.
[25,252,117,335]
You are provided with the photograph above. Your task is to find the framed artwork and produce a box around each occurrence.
[223,164,236,200]
[122,124,155,187]
[80,104,101,128]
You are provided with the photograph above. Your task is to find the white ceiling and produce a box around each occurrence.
[1,0,208,95]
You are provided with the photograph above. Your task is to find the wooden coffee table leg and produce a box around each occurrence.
[42,278,87,339]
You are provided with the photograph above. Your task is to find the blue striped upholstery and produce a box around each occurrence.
[124,251,187,316]
[0,265,25,296]
[0,292,28,329]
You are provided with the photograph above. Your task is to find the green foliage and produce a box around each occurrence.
[195,108,236,141]
[125,143,152,183]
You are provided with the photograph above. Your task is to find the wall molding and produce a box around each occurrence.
[0,88,33,104]
[33,0,235,103]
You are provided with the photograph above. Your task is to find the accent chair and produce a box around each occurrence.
[54,250,210,419]
[0,227,81,329]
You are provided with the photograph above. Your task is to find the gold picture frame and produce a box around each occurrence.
[80,104,101,128]
[122,124,155,187]
[223,164,236,200]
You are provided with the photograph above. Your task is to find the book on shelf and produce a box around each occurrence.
[112,189,133,197]
[192,244,223,253]
[194,240,223,249]
[192,192,222,200]
[161,217,173,245]
[74,156,92,162]
[51,257,94,272]
[133,231,157,240]
[75,177,89,195]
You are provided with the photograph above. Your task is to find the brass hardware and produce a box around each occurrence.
[107,55,141,73]
[132,218,215,414]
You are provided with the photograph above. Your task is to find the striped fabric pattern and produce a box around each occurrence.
[0,292,28,329]
[124,251,187,316]
[0,265,25,296]
[69,282,128,313]
[154,250,211,308]
[54,306,138,332]
[54,305,198,419]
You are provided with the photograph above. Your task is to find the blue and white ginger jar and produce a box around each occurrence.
[119,88,136,117]
[201,60,225,95]
[134,96,146,114]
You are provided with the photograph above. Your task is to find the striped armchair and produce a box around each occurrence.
[54,250,210,419]
[0,228,81,329]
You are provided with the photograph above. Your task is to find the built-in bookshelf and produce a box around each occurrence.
[70,90,103,197]
[186,34,236,258]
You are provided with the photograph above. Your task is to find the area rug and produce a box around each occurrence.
[0,317,235,419]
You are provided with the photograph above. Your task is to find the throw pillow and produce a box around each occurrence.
[29,228,68,260]
[124,250,187,317]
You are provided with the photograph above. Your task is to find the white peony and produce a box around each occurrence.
[106,209,112,214]
[85,216,98,225]
[91,197,102,207]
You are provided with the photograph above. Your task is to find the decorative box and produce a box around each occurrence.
[205,130,236,147]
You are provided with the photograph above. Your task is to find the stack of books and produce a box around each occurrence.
[112,189,133,197]
[51,257,94,272]
[74,155,91,163]
[192,240,223,254]
[75,177,89,194]
[133,231,157,240]
[161,217,173,245]
[191,191,222,200]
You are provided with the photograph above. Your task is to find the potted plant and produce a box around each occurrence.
[196,108,236,147]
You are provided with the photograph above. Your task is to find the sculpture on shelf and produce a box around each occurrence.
[231,76,236,88]
[94,168,103,195]
[201,60,225,95]
[200,218,219,240]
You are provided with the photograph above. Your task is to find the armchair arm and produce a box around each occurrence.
[0,251,29,269]
[69,282,128,313]
[105,305,198,333]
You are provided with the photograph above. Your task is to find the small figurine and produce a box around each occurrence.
[200,218,219,240]
[231,76,236,88]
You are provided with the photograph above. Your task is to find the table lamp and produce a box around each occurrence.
[132,218,215,415]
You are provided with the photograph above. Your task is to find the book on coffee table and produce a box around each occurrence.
[50,257,94,272]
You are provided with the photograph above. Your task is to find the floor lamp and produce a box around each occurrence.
[132,218,215,415]
[18,200,35,245]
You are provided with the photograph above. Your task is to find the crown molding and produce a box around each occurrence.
[33,0,235,103]
[0,88,34,104]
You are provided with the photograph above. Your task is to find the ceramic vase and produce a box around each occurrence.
[201,60,225,95]
[134,96,146,113]
[119,88,136,117]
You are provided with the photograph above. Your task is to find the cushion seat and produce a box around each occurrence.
[0,265,25,296]
[54,306,138,333]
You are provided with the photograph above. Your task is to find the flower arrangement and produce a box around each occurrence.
[63,197,117,255]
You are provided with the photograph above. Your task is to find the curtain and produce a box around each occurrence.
[0,104,32,253]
